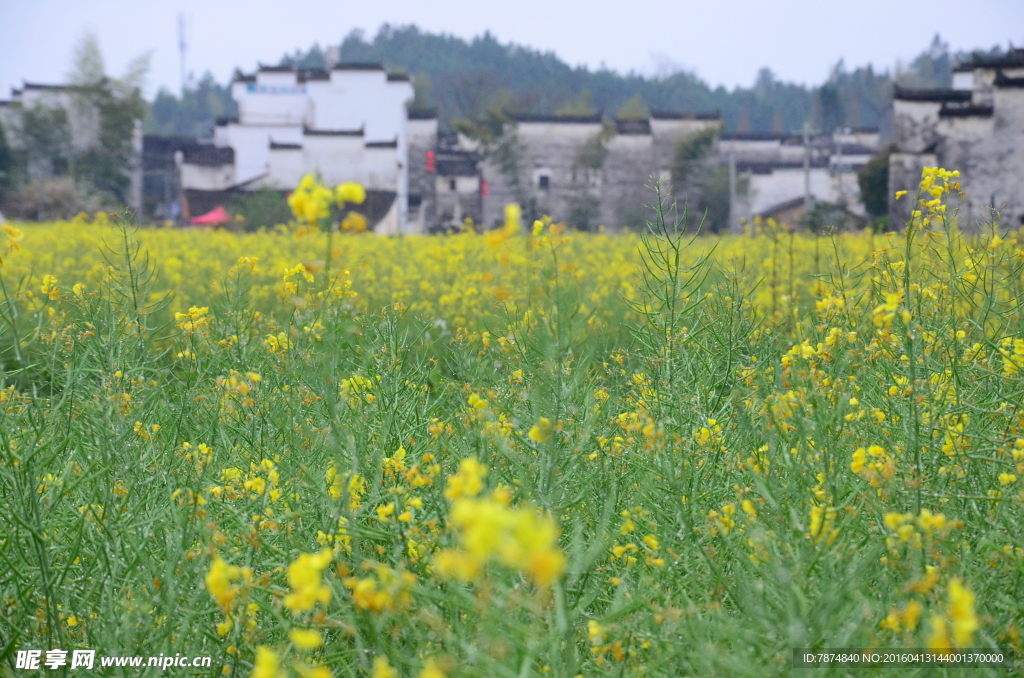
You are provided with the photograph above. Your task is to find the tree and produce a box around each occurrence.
[557,90,596,116]
[20,105,72,176]
[146,72,237,137]
[0,123,18,202]
[615,95,649,120]
[858,145,893,219]
[61,32,150,203]
[671,126,719,193]
[816,82,845,133]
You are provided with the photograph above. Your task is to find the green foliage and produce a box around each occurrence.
[327,25,814,132]
[858,145,894,218]
[228,190,294,231]
[690,164,739,233]
[672,126,719,189]
[615,95,649,121]
[73,81,147,202]
[556,90,597,116]
[566,193,601,232]
[20,105,72,175]
[800,200,863,234]
[815,83,845,133]
[145,73,238,138]
[0,123,16,200]
[3,196,1020,675]
[573,128,613,172]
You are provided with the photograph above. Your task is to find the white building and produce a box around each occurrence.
[179,64,422,233]
[721,130,880,226]
[890,48,1024,229]
[0,82,143,211]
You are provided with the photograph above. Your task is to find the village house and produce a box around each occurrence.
[473,112,877,232]
[889,47,1024,229]
[0,82,143,211]
[724,128,880,228]
[475,112,723,231]
[176,63,424,233]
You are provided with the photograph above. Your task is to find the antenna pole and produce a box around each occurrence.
[178,13,187,93]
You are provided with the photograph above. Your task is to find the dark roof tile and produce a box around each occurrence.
[939,104,994,118]
[303,126,364,137]
[510,113,602,124]
[893,86,972,103]
[332,62,385,72]
[650,110,721,120]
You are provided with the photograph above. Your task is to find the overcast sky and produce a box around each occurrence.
[1,0,1021,99]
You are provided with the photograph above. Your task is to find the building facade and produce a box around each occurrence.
[178,64,421,233]
[0,82,143,212]
[889,48,1024,229]
[476,112,723,230]
[724,129,879,227]
[474,112,877,231]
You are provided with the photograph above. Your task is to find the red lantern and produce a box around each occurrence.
[426,150,435,173]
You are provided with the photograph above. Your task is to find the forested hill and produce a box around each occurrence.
[146,26,1003,138]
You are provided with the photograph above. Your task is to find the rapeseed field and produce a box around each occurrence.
[1,169,1023,677]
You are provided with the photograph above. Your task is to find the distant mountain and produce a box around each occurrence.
[145,28,1004,138]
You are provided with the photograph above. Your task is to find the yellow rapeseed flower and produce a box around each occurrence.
[527,417,553,443]
[289,628,323,650]
[283,549,334,613]
[372,657,397,678]
[252,647,286,678]
[444,457,487,501]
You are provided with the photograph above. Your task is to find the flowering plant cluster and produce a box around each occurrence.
[1,168,1021,677]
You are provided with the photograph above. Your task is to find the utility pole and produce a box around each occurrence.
[178,13,188,94]
[803,123,812,216]
[728,148,739,234]
[835,129,844,204]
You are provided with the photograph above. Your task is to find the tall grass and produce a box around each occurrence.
[1,177,1023,677]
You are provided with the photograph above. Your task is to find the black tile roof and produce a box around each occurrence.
[386,73,410,82]
[269,141,302,150]
[303,126,364,137]
[650,110,721,120]
[297,69,330,82]
[215,116,239,126]
[366,139,398,149]
[181,145,235,167]
[939,104,994,118]
[737,160,830,173]
[615,119,651,135]
[893,86,972,103]
[957,48,1024,70]
[332,62,385,71]
[721,132,791,141]
[22,82,76,91]
[436,151,479,177]
[834,143,878,155]
[407,108,437,120]
[995,70,1024,88]
[509,113,602,124]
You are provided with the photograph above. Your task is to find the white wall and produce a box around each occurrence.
[745,167,863,217]
[264,147,304,190]
[179,161,235,192]
[218,123,303,186]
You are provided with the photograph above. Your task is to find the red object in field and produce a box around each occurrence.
[480,177,488,197]
[426,150,435,173]
[189,205,231,225]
